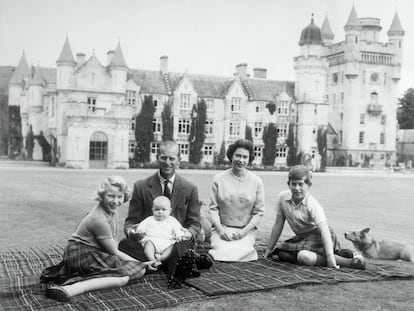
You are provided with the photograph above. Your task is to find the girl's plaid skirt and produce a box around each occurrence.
[40,240,146,285]
[275,226,341,256]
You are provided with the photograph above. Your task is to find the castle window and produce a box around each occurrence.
[178,118,191,134]
[359,132,365,144]
[131,117,136,131]
[153,99,158,108]
[50,97,55,118]
[340,113,343,121]
[91,73,95,85]
[254,146,263,159]
[180,94,191,110]
[206,98,214,111]
[380,132,385,144]
[254,122,263,137]
[126,90,136,106]
[229,121,240,136]
[179,143,189,155]
[152,118,162,133]
[203,145,213,156]
[150,142,159,155]
[276,147,287,158]
[381,115,386,125]
[205,120,214,135]
[277,123,289,139]
[339,130,343,144]
[231,97,241,112]
[277,101,289,115]
[129,142,136,154]
[360,114,365,125]
[87,97,96,112]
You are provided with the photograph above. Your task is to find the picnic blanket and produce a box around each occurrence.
[1,245,414,310]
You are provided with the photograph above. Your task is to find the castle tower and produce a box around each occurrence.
[294,15,329,157]
[8,51,31,107]
[387,12,405,74]
[56,36,76,90]
[109,41,128,93]
[321,15,334,46]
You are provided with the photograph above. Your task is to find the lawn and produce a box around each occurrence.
[1,163,414,310]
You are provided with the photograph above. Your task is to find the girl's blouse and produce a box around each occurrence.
[69,205,117,249]
[208,169,265,229]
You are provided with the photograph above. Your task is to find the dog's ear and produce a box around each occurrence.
[362,228,370,234]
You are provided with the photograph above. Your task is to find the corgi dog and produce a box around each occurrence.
[344,228,413,262]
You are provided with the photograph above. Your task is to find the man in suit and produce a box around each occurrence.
[119,140,202,287]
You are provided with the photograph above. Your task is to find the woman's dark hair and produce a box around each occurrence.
[226,139,255,164]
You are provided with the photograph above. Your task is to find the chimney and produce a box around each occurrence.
[76,52,86,66]
[160,55,168,74]
[107,50,114,65]
[236,63,248,79]
[253,67,267,79]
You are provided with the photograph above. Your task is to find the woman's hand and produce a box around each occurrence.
[217,226,232,241]
[263,249,273,258]
[326,253,339,269]
[231,228,248,240]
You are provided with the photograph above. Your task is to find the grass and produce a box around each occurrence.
[1,163,414,310]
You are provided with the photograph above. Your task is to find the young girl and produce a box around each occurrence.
[264,165,366,270]
[41,176,151,302]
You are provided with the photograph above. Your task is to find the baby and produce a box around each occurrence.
[135,196,185,267]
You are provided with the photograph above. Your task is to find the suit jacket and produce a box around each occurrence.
[124,172,201,240]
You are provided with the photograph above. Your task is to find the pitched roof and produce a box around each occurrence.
[244,79,294,101]
[387,12,405,36]
[29,66,44,85]
[344,5,360,29]
[9,51,31,84]
[56,36,76,64]
[321,15,334,40]
[130,69,168,94]
[186,73,232,98]
[110,42,128,68]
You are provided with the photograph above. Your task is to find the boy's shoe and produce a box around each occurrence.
[336,248,354,259]
[195,254,213,270]
[350,256,366,270]
[46,284,71,302]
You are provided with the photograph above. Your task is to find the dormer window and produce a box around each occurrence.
[126,90,136,106]
[231,97,241,112]
[180,94,191,110]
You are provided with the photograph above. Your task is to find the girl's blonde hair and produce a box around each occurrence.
[95,176,131,203]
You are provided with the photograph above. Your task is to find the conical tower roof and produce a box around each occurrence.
[321,15,334,40]
[110,42,128,68]
[344,5,360,30]
[29,66,44,86]
[387,12,405,36]
[299,16,322,46]
[56,36,76,64]
[9,51,31,84]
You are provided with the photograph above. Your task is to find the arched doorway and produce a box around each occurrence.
[89,132,108,168]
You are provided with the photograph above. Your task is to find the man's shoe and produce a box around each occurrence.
[350,256,366,270]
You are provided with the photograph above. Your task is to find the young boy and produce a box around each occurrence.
[264,165,366,270]
[133,196,185,267]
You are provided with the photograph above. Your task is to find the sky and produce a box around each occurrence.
[1,0,413,96]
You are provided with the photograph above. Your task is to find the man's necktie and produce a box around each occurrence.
[163,180,171,199]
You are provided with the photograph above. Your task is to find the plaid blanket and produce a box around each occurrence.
[1,245,414,310]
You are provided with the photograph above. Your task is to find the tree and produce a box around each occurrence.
[162,98,174,141]
[135,95,155,162]
[262,123,277,166]
[189,99,207,164]
[0,94,8,155]
[26,125,35,160]
[35,131,51,162]
[216,141,226,165]
[286,122,296,166]
[397,88,414,129]
[8,105,22,158]
[245,125,253,142]
[317,125,328,171]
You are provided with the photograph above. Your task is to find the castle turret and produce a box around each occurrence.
[321,15,334,46]
[56,36,76,90]
[294,15,329,156]
[387,12,404,66]
[344,5,361,44]
[109,41,128,93]
[8,51,31,107]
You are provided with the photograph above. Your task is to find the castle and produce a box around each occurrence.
[7,6,404,169]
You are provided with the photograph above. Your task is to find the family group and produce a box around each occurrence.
[40,139,366,302]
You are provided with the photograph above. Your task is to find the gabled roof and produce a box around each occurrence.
[327,123,337,135]
[56,36,76,64]
[110,42,128,68]
[244,79,294,101]
[321,15,334,40]
[344,5,360,29]
[130,69,168,94]
[387,12,405,36]
[185,73,232,98]
[9,51,31,84]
